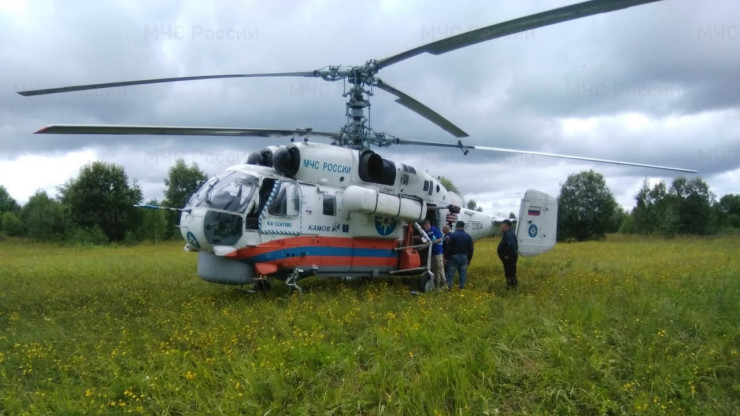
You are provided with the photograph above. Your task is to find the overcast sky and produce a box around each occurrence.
[1,0,738,216]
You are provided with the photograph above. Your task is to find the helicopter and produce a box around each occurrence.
[19,0,695,293]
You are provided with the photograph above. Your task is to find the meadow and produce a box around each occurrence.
[0,235,738,415]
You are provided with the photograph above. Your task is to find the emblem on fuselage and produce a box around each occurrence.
[186,231,201,248]
[375,216,397,236]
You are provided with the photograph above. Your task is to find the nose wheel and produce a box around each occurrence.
[254,278,272,292]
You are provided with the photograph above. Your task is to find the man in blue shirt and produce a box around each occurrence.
[497,219,519,289]
[444,221,474,289]
[421,219,445,288]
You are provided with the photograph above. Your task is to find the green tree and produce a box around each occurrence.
[466,199,483,212]
[714,194,740,230]
[438,176,460,194]
[1,211,25,236]
[626,177,716,236]
[618,210,635,234]
[668,177,714,234]
[557,170,618,241]
[59,161,142,242]
[137,199,168,243]
[609,207,629,233]
[21,190,66,240]
[0,185,21,233]
[163,159,207,239]
[0,185,20,213]
[629,180,677,235]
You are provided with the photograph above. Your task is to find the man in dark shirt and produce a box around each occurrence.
[441,224,451,255]
[444,221,474,289]
[497,219,519,289]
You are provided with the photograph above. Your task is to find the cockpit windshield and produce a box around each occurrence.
[188,171,258,214]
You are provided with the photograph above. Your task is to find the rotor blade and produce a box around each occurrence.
[393,138,697,173]
[35,124,339,139]
[375,79,468,138]
[134,204,189,212]
[376,0,663,69]
[18,72,316,96]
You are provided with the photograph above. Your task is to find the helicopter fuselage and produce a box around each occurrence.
[178,142,557,285]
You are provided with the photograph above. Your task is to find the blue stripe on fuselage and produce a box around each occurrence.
[245,246,397,263]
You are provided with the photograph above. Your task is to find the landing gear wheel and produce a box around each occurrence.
[420,270,435,293]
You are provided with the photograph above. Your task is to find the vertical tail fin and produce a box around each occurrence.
[516,190,558,256]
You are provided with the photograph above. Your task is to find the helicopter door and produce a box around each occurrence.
[516,189,557,257]
[259,180,302,234]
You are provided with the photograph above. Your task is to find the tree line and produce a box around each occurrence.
[0,160,205,244]
[1,163,737,244]
[557,170,739,241]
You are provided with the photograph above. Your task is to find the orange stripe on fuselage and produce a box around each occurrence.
[229,236,397,257]
[225,236,400,272]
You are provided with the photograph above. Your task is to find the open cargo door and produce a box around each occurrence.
[516,190,557,257]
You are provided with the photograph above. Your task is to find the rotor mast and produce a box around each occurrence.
[314,61,383,150]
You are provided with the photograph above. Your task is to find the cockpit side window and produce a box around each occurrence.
[267,181,300,217]
[268,187,287,216]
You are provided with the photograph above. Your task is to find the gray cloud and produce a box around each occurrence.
[1,0,738,207]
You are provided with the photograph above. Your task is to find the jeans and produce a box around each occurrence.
[446,254,468,289]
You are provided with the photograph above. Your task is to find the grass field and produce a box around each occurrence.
[0,235,738,415]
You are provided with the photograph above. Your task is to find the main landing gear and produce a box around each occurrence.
[409,270,435,295]
[243,267,307,295]
[285,267,304,294]
[420,270,435,293]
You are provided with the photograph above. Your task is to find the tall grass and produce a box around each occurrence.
[1,236,738,415]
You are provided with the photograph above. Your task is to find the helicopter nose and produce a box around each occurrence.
[180,208,210,251]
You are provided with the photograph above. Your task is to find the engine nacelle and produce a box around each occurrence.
[246,146,279,167]
[271,143,356,187]
[273,145,301,177]
[266,143,404,190]
[358,150,396,186]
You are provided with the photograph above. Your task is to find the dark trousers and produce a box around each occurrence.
[501,255,518,287]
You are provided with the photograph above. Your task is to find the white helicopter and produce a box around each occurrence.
[20,0,693,292]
